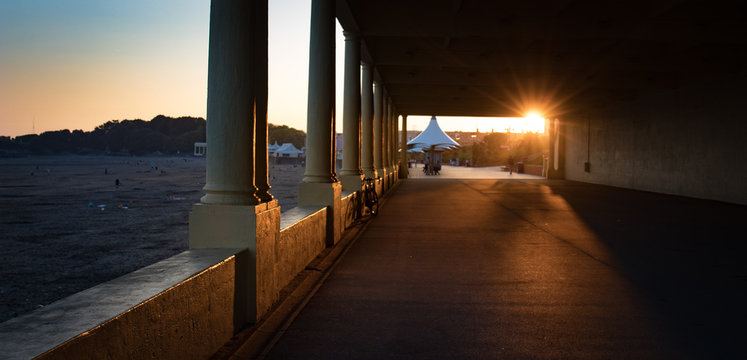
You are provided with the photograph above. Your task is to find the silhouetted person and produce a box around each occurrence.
[508,156,515,175]
[115,178,120,187]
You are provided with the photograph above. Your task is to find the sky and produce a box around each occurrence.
[0,0,544,138]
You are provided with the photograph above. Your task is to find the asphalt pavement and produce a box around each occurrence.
[264,178,747,359]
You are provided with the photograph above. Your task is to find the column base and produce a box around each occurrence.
[377,167,388,191]
[298,181,342,246]
[188,201,280,326]
[384,166,394,189]
[363,168,378,180]
[399,162,409,178]
[340,173,363,192]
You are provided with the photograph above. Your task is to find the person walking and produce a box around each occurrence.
[508,155,515,175]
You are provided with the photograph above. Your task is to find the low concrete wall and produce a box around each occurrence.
[564,76,747,205]
[0,249,240,360]
[341,191,360,230]
[276,207,327,294]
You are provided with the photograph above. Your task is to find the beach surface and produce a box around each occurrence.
[0,155,303,323]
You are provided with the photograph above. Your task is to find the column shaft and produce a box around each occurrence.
[393,111,399,175]
[298,0,342,246]
[400,114,408,178]
[254,0,273,202]
[373,81,385,176]
[386,99,394,181]
[361,63,376,179]
[201,0,258,205]
[382,94,390,179]
[302,0,336,183]
[389,103,397,172]
[340,31,363,191]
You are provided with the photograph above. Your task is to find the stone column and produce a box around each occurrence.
[199,6,258,206]
[390,105,397,182]
[254,0,274,203]
[339,31,363,191]
[386,99,394,185]
[381,94,389,189]
[189,0,280,327]
[298,0,342,245]
[400,114,408,178]
[394,112,400,177]
[547,117,565,179]
[361,63,376,179]
[373,81,385,180]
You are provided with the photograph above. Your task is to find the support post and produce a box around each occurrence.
[361,63,376,180]
[386,99,394,185]
[298,0,342,246]
[255,0,273,203]
[381,93,389,189]
[547,117,565,179]
[390,106,397,183]
[373,81,385,182]
[189,0,279,327]
[400,114,408,178]
[339,31,363,192]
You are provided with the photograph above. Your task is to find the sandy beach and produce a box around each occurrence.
[0,155,304,323]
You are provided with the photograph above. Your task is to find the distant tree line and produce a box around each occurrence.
[0,116,306,157]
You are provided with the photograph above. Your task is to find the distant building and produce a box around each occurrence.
[193,142,207,156]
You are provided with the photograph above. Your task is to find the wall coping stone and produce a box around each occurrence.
[280,206,325,231]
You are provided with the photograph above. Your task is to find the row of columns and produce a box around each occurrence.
[303,0,403,197]
[189,0,409,326]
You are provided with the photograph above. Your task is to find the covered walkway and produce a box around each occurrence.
[265,178,747,359]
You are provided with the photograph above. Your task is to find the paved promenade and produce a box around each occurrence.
[265,177,747,359]
[408,164,542,179]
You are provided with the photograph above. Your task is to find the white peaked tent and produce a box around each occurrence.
[274,143,303,158]
[407,116,460,151]
[407,116,460,175]
[268,141,280,157]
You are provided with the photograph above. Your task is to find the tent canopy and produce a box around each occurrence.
[407,116,460,151]
[274,143,303,157]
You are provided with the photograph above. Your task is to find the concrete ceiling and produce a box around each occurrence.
[336,0,746,118]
